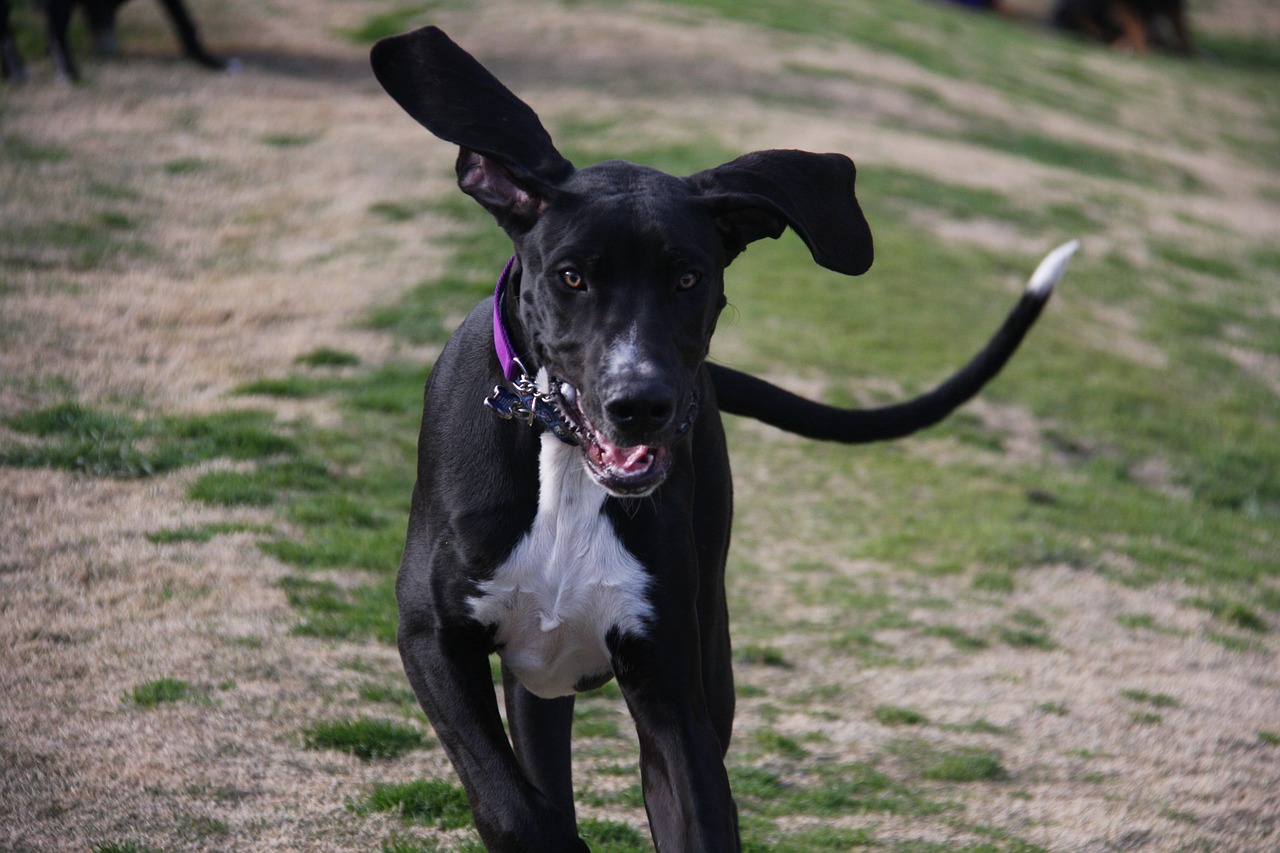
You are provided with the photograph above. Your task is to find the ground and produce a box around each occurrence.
[2,0,1278,851]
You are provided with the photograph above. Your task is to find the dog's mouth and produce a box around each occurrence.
[552,381,696,498]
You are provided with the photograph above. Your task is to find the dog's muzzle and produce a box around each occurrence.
[555,381,697,498]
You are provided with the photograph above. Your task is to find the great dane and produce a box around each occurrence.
[371,25,1077,852]
[0,0,233,82]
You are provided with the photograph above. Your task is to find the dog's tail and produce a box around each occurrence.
[709,240,1079,443]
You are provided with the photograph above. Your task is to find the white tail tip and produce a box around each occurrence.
[1027,239,1081,299]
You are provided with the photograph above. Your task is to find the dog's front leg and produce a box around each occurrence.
[398,618,589,852]
[613,626,739,852]
[501,665,578,821]
[607,488,739,852]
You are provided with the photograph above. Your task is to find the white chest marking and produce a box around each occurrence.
[468,432,653,699]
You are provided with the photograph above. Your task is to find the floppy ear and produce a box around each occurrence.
[689,150,874,276]
[370,26,574,233]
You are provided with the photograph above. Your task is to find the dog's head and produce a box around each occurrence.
[371,27,873,497]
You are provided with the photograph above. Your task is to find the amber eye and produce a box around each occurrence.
[677,271,701,291]
[559,268,585,290]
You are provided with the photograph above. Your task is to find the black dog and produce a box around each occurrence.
[1,0,28,79]
[1052,0,1196,55]
[0,0,232,82]
[371,26,1077,852]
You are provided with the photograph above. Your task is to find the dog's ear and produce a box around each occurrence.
[689,150,874,276]
[370,26,574,233]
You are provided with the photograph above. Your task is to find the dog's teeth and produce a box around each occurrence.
[560,383,577,403]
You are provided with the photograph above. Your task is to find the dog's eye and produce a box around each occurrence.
[677,271,701,291]
[559,269,585,290]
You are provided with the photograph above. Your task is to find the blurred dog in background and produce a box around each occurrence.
[1051,0,1196,55]
[0,0,235,82]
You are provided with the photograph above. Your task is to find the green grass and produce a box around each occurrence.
[2,134,73,165]
[1,403,297,478]
[146,522,272,544]
[1188,597,1270,632]
[129,678,194,708]
[574,703,624,740]
[921,624,990,652]
[260,133,321,148]
[1119,689,1180,709]
[164,158,212,175]
[297,347,361,368]
[341,4,447,45]
[752,729,809,760]
[352,779,472,828]
[736,644,793,668]
[303,717,430,761]
[580,819,652,853]
[728,761,941,819]
[189,471,278,506]
[922,749,1008,783]
[280,576,398,644]
[874,705,929,727]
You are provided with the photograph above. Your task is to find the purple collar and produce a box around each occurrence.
[492,255,521,382]
[485,256,580,445]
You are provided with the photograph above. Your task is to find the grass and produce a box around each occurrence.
[280,576,399,644]
[351,779,472,827]
[1,403,296,478]
[129,678,194,708]
[297,347,361,368]
[303,717,430,761]
[146,522,272,544]
[342,4,448,45]
[736,644,793,668]
[1120,689,1180,709]
[752,729,809,760]
[874,705,929,727]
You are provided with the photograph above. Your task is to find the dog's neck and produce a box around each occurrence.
[492,255,523,382]
[484,257,581,445]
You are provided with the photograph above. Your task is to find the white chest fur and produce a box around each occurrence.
[468,432,653,699]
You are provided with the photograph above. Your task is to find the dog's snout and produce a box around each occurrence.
[604,390,677,442]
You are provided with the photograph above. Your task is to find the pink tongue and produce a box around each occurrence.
[599,442,654,474]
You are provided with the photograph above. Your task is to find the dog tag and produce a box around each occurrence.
[484,385,527,421]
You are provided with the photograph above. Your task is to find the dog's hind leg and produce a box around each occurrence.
[1166,5,1196,55]
[43,0,79,81]
[155,0,230,70]
[1113,2,1151,52]
[501,665,578,824]
[0,0,29,82]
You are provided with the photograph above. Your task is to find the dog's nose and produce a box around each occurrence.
[604,389,676,442]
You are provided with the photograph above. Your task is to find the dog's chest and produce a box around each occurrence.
[468,435,653,699]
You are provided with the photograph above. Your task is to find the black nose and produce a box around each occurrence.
[604,389,676,443]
